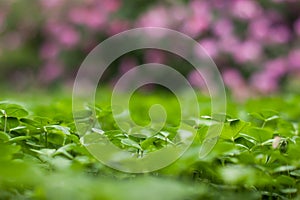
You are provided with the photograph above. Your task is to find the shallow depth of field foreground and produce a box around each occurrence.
[1,0,300,199]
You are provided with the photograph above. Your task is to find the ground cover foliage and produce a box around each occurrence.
[0,91,300,199]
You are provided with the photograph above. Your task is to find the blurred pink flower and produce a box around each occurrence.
[251,72,278,93]
[272,136,281,149]
[144,49,166,63]
[101,0,121,13]
[198,38,219,59]
[264,58,287,79]
[223,68,249,99]
[39,61,63,83]
[188,69,206,89]
[119,57,137,74]
[69,7,106,30]
[219,35,240,54]
[106,20,130,35]
[40,42,59,59]
[248,18,270,41]
[231,0,262,20]
[288,49,300,70]
[137,6,171,28]
[213,18,233,38]
[294,18,300,36]
[58,26,79,47]
[233,40,262,63]
[268,25,291,44]
[46,22,79,47]
[170,6,187,22]
[69,8,87,24]
[40,0,64,8]
[250,58,286,94]
[223,68,245,88]
[181,1,211,37]
[211,0,227,9]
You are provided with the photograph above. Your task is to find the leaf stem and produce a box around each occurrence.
[4,115,7,134]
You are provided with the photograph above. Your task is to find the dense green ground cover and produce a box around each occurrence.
[1,90,300,199]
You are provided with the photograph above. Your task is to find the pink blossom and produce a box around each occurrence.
[69,7,106,30]
[294,18,300,36]
[198,38,219,59]
[144,49,166,63]
[106,20,130,35]
[231,0,262,20]
[181,1,211,37]
[39,61,63,83]
[57,26,79,47]
[40,42,59,59]
[213,18,233,38]
[181,15,210,37]
[170,6,187,22]
[46,22,79,47]
[40,0,64,8]
[268,25,291,44]
[250,57,287,93]
[264,58,287,79]
[219,35,240,54]
[83,10,106,30]
[272,136,281,149]
[233,40,262,63]
[137,6,171,28]
[69,8,87,25]
[188,70,206,89]
[101,0,121,13]
[288,49,300,70]
[211,0,228,9]
[119,58,137,74]
[223,68,249,100]
[189,0,210,17]
[251,72,278,93]
[266,10,282,22]
[223,69,245,88]
[248,18,270,41]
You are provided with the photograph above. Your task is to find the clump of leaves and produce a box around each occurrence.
[0,93,300,200]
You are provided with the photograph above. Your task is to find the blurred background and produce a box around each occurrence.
[0,0,300,98]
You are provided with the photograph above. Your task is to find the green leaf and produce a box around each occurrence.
[220,119,249,140]
[73,110,93,119]
[290,170,300,177]
[275,175,295,186]
[272,165,296,173]
[0,103,28,118]
[246,127,273,143]
[45,125,70,135]
[9,136,31,142]
[140,137,158,149]
[7,117,20,130]
[0,144,21,160]
[121,138,142,150]
[280,188,297,194]
[128,127,155,138]
[20,118,41,127]
[0,131,10,142]
[199,124,223,158]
